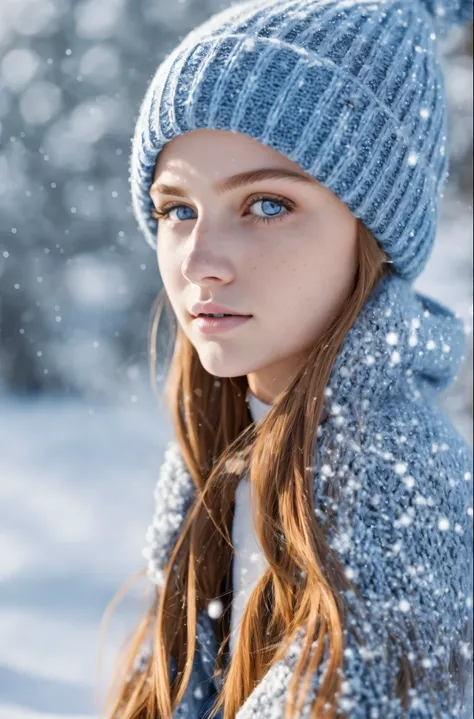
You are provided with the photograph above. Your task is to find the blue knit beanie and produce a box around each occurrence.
[130,0,473,281]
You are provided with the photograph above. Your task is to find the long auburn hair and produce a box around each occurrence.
[99,219,436,719]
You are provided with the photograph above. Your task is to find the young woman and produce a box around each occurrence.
[103,0,473,717]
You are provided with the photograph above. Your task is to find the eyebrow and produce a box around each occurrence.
[149,167,315,198]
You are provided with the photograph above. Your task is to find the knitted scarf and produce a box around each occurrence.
[143,272,473,718]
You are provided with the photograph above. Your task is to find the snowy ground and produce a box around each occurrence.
[0,394,173,717]
[0,207,472,717]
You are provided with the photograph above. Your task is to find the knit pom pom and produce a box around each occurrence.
[417,0,473,31]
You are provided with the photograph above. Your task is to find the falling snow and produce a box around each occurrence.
[144,271,473,717]
[0,0,472,717]
[207,599,224,619]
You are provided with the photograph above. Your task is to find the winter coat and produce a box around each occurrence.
[141,273,473,718]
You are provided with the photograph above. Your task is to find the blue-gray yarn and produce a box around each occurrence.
[138,272,473,718]
[130,0,473,281]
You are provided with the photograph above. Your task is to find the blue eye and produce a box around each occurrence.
[251,198,285,219]
[152,204,196,222]
[246,195,294,224]
[167,205,196,221]
[151,194,294,225]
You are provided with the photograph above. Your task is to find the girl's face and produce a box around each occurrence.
[151,129,358,404]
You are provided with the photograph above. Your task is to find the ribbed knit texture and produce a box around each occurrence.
[130,0,473,281]
[141,272,473,718]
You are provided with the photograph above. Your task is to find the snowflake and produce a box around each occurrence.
[394,462,407,475]
[194,685,204,699]
[340,698,356,711]
[207,599,223,619]
[345,566,357,580]
[397,513,413,528]
[242,38,256,51]
[399,599,410,613]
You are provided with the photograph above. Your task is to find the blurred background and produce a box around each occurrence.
[0,1,472,716]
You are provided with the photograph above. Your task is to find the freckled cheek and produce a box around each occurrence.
[246,255,266,274]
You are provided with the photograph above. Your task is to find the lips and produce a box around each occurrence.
[192,314,252,334]
[190,302,251,318]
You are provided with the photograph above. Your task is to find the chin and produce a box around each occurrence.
[196,350,254,380]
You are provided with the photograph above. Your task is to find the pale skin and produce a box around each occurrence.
[150,129,358,405]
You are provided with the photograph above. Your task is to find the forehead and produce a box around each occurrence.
[153,128,310,181]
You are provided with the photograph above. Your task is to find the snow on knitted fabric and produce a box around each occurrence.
[142,273,473,718]
[143,440,195,587]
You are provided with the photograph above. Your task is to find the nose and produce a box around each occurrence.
[181,222,234,285]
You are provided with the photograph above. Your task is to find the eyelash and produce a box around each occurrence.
[151,194,295,226]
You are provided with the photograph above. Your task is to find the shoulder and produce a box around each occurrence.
[315,395,472,622]
[319,393,472,523]
[359,396,472,531]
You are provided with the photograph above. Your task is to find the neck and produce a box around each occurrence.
[246,353,307,404]
[246,387,272,423]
